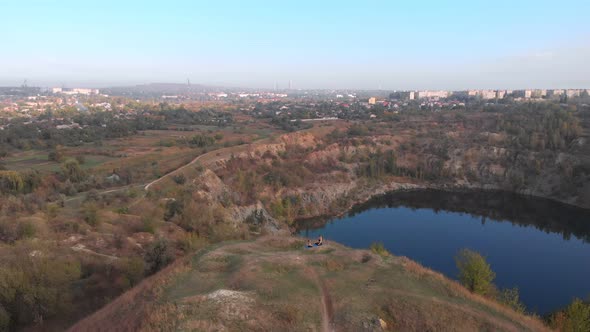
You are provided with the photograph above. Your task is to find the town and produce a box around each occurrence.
[2,83,589,127]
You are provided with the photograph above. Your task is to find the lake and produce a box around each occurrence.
[297,189,590,314]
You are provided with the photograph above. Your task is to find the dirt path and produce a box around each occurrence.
[305,266,335,332]
[144,141,263,191]
[143,143,255,191]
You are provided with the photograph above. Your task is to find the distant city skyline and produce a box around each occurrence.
[1,0,589,90]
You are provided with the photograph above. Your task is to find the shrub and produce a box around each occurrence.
[0,219,17,242]
[16,221,36,240]
[497,287,526,314]
[120,257,145,288]
[82,203,100,226]
[550,298,590,332]
[144,238,174,275]
[164,199,183,221]
[48,147,64,162]
[177,232,207,252]
[370,242,390,257]
[142,216,156,234]
[61,158,86,182]
[45,203,60,220]
[455,249,495,295]
[190,134,215,147]
[0,305,10,331]
[0,253,81,328]
[172,174,186,185]
[0,171,24,194]
[115,207,129,214]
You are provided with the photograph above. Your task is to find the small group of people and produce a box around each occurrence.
[307,235,323,248]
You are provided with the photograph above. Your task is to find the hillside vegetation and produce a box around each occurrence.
[69,236,548,332]
[1,103,589,330]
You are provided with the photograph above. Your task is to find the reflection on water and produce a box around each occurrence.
[299,190,590,243]
[297,190,590,314]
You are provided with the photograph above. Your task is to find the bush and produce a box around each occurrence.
[61,158,86,182]
[16,221,36,239]
[0,252,81,328]
[120,257,145,288]
[115,207,129,214]
[172,174,186,185]
[144,238,174,275]
[0,305,9,332]
[178,232,207,252]
[0,219,17,242]
[455,249,495,295]
[48,147,64,162]
[82,203,100,226]
[550,298,590,332]
[46,203,60,220]
[142,216,156,234]
[164,199,183,221]
[497,287,526,313]
[370,242,390,257]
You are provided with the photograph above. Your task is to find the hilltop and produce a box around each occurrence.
[69,236,547,332]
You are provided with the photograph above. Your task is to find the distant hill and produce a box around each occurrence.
[68,236,547,332]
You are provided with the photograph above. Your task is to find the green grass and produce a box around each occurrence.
[4,151,115,173]
[3,151,57,172]
[79,155,116,169]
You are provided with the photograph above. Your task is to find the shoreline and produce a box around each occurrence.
[290,180,590,233]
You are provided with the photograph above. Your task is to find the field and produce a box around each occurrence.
[1,124,278,181]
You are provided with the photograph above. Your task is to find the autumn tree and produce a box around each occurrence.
[61,158,85,183]
[455,249,496,295]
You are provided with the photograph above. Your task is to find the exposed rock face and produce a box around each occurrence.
[230,202,284,234]
[187,130,589,232]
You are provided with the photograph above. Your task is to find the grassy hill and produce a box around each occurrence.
[68,236,548,332]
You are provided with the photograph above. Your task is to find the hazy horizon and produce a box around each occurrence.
[2,0,589,90]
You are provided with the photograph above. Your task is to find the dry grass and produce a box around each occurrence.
[397,256,549,331]
[68,236,550,332]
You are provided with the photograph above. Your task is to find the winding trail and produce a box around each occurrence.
[144,141,262,191]
[143,148,207,190]
[63,141,262,206]
[305,266,335,332]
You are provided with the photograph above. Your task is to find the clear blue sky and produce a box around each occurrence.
[1,0,589,89]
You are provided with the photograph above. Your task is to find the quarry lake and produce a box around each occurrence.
[297,190,590,314]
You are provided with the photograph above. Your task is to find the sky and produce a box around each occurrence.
[1,0,589,90]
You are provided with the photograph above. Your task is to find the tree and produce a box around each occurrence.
[0,305,9,331]
[164,199,183,221]
[144,238,174,275]
[82,203,100,226]
[0,250,81,328]
[48,146,64,162]
[61,158,85,182]
[455,249,495,295]
[120,257,145,288]
[0,171,24,193]
[550,298,590,332]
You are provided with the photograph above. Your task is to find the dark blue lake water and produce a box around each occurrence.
[297,190,590,314]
